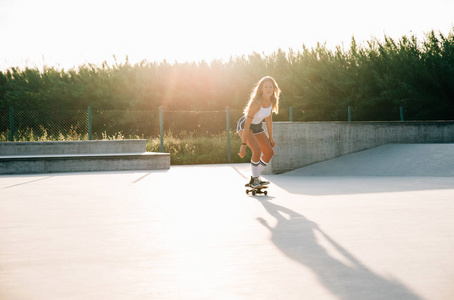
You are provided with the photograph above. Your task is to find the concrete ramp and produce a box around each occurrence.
[285,144,454,177]
[0,140,170,174]
[1,163,454,299]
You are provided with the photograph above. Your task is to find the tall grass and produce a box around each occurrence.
[0,127,145,142]
[0,128,252,165]
[147,130,251,165]
[0,126,88,142]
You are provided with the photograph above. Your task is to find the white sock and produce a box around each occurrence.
[258,158,268,176]
[251,160,260,178]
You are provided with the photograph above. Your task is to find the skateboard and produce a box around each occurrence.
[245,184,268,196]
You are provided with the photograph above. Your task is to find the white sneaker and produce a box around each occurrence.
[251,177,262,188]
[259,177,270,185]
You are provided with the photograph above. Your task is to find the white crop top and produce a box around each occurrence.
[250,105,272,124]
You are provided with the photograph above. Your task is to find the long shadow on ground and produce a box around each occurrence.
[256,199,423,300]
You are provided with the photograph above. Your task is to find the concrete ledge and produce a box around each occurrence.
[267,121,454,174]
[0,140,146,155]
[0,140,170,174]
[0,153,170,174]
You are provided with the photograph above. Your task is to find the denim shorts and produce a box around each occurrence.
[236,116,265,135]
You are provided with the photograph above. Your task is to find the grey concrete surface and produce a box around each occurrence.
[285,143,454,177]
[268,121,454,173]
[0,140,170,174]
[1,145,454,299]
[0,152,170,174]
[0,140,148,155]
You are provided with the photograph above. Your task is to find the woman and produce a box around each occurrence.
[237,76,280,188]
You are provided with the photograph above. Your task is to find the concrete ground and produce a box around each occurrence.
[0,144,453,300]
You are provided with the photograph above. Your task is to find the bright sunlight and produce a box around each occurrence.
[1,0,454,70]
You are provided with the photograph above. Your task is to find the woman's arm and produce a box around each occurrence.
[242,101,261,143]
[265,114,275,147]
[239,102,261,158]
[241,117,253,143]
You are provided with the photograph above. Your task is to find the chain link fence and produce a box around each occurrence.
[92,110,160,139]
[0,105,417,141]
[0,109,9,141]
[0,105,416,164]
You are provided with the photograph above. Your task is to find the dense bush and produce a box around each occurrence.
[1,28,453,121]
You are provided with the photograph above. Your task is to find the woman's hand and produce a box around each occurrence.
[238,145,247,158]
[269,137,275,147]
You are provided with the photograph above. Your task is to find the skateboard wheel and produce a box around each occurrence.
[252,190,256,196]
[264,191,268,196]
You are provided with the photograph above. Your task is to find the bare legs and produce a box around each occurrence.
[238,130,274,181]
[238,131,274,161]
[254,132,274,163]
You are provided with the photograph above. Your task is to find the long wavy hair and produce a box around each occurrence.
[243,76,280,115]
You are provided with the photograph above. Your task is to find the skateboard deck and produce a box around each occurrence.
[245,184,268,196]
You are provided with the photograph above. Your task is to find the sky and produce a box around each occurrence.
[1,0,454,71]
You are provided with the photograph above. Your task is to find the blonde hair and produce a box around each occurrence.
[244,76,280,115]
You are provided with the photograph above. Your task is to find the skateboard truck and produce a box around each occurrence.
[245,184,268,196]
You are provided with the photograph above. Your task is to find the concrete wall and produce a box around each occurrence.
[0,140,170,174]
[0,153,170,174]
[267,121,454,174]
[0,140,146,156]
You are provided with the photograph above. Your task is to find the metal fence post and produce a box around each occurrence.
[348,106,352,122]
[159,106,164,152]
[226,106,230,163]
[400,106,405,121]
[9,106,14,141]
[88,106,92,140]
[289,106,293,122]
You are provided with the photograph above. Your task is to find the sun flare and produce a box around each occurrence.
[1,0,453,70]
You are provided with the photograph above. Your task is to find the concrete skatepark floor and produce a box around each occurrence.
[0,144,453,299]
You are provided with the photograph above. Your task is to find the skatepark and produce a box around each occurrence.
[1,143,454,299]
